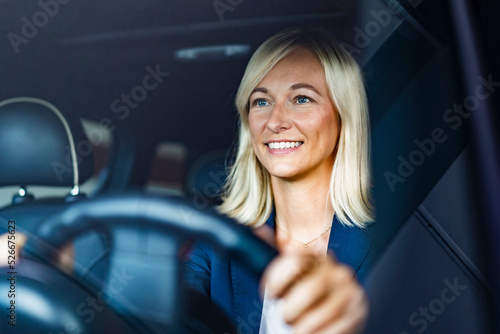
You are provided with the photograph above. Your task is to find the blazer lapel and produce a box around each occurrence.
[328,215,372,275]
[230,258,264,334]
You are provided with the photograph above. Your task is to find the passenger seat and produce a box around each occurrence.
[0,97,108,282]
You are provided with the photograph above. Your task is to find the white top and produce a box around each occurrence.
[259,286,293,334]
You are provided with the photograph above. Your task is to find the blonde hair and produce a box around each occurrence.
[218,28,374,228]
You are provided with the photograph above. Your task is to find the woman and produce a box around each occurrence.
[186,27,374,334]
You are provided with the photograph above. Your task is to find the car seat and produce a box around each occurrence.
[184,148,229,208]
[0,96,108,281]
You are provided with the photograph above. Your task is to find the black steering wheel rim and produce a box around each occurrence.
[22,193,277,333]
[26,193,276,273]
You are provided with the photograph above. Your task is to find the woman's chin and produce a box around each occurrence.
[268,168,302,180]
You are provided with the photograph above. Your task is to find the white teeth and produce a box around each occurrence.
[267,141,302,150]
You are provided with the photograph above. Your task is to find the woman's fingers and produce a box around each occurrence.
[252,224,276,247]
[261,253,369,334]
[261,254,319,298]
[293,271,368,334]
[314,299,368,334]
[0,232,73,274]
[0,232,26,267]
[58,243,75,274]
[293,286,350,333]
[280,257,334,323]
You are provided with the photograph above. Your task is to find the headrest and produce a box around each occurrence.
[0,97,94,189]
[185,149,228,207]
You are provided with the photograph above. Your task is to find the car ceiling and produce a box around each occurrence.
[0,0,385,150]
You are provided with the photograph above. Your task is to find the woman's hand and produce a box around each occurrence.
[0,232,27,267]
[261,253,368,334]
[0,232,73,273]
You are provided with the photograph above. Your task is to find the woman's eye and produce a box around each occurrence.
[253,98,269,107]
[296,96,311,104]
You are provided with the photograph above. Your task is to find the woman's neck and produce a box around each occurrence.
[271,173,334,244]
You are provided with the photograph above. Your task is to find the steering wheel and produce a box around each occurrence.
[17,193,277,333]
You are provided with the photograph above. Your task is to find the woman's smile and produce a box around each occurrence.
[265,140,304,155]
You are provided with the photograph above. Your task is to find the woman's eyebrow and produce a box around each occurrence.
[250,87,268,95]
[290,83,321,96]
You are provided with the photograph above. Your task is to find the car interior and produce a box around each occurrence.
[1,0,499,333]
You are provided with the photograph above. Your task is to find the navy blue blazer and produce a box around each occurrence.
[184,211,372,334]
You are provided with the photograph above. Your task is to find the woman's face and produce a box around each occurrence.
[248,47,340,181]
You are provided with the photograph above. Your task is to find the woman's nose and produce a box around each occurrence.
[266,103,292,133]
